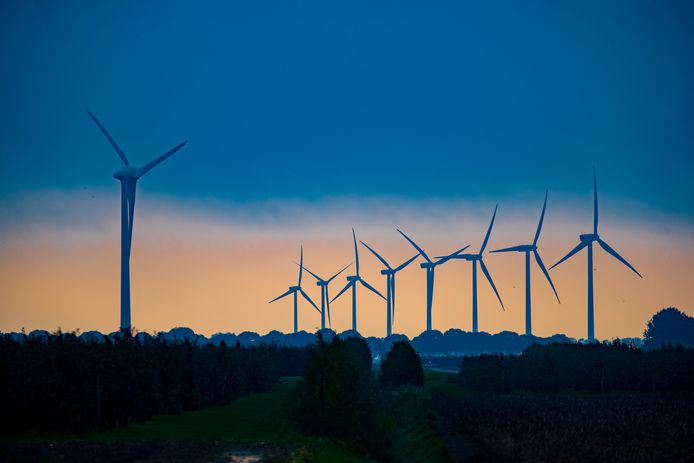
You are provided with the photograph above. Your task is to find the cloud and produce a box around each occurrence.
[1,187,691,246]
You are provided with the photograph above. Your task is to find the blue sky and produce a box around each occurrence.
[1,0,693,218]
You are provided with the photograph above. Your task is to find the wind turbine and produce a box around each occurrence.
[445,205,504,333]
[299,262,352,331]
[331,229,386,333]
[491,191,560,336]
[87,110,187,333]
[360,240,419,337]
[549,167,642,341]
[397,230,469,332]
[269,246,320,333]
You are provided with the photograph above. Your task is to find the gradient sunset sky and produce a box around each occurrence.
[1,0,692,339]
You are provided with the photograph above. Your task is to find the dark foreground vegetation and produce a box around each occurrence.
[457,341,694,393]
[431,388,694,463]
[1,307,692,462]
[0,332,309,435]
[290,335,450,461]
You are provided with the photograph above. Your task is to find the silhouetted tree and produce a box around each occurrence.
[343,336,373,370]
[0,332,310,435]
[643,307,694,350]
[291,335,374,440]
[380,340,424,387]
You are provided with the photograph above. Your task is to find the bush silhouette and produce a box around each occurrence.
[343,336,372,370]
[291,335,374,439]
[380,340,424,387]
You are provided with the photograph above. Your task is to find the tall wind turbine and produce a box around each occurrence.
[269,246,320,333]
[87,110,187,333]
[331,229,386,333]
[299,262,351,331]
[445,205,504,333]
[549,167,642,341]
[397,230,469,332]
[360,240,419,337]
[491,191,560,336]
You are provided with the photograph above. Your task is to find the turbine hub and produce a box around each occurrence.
[580,233,599,242]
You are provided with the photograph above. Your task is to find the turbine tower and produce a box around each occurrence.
[397,230,469,332]
[87,110,187,333]
[299,262,351,331]
[491,191,560,336]
[360,240,419,337]
[549,167,642,341]
[331,229,386,333]
[269,246,320,333]
[445,205,504,333]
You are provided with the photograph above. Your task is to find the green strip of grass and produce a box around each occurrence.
[5,377,373,462]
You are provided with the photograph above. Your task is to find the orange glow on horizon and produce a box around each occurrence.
[1,206,691,340]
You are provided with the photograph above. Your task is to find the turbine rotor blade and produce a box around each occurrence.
[352,228,360,276]
[397,229,431,263]
[269,288,294,304]
[126,182,136,255]
[298,245,303,285]
[435,245,470,265]
[359,278,386,300]
[326,287,332,328]
[327,263,352,283]
[394,253,420,272]
[533,250,560,303]
[296,263,323,282]
[549,241,588,270]
[86,110,130,166]
[390,277,396,326]
[533,190,548,245]
[360,241,391,269]
[479,204,498,254]
[490,245,525,253]
[330,281,353,303]
[299,288,320,313]
[136,140,187,178]
[479,259,504,310]
[597,239,642,278]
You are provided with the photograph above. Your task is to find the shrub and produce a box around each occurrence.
[291,335,374,439]
[380,340,424,387]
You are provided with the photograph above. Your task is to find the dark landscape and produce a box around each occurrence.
[1,308,693,462]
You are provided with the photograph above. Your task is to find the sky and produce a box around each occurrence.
[1,0,693,339]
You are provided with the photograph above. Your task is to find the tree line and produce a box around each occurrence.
[456,341,694,393]
[0,332,310,435]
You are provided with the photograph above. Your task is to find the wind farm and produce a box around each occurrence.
[2,1,692,461]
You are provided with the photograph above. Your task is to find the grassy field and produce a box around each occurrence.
[426,371,694,463]
[1,377,374,462]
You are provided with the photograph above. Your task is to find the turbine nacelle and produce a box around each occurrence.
[420,262,436,269]
[513,244,537,252]
[580,233,600,243]
[380,269,396,275]
[346,275,360,282]
[288,285,300,291]
[113,166,137,180]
